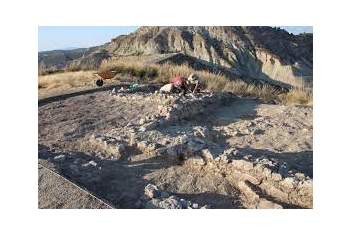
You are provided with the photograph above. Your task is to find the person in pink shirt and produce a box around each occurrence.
[170,76,188,95]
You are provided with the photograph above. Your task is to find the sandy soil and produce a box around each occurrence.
[38,164,111,209]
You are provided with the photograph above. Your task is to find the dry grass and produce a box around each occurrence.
[38,57,313,106]
[99,58,313,106]
[38,71,96,96]
[278,87,313,106]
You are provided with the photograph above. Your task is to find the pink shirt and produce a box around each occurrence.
[170,76,186,86]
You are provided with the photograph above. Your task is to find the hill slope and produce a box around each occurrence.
[39,26,313,86]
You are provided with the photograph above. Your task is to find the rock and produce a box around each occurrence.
[147,143,161,151]
[247,122,255,127]
[200,148,216,160]
[192,203,199,209]
[115,143,125,154]
[144,184,160,199]
[180,199,191,208]
[83,160,97,167]
[298,179,313,188]
[139,118,146,125]
[53,154,66,162]
[237,181,259,203]
[158,196,183,209]
[257,199,283,209]
[193,126,211,139]
[146,196,182,209]
[295,173,306,180]
[139,121,158,132]
[263,167,272,178]
[137,141,148,150]
[159,83,173,93]
[219,154,229,163]
[257,158,276,167]
[219,147,237,159]
[186,156,205,166]
[231,159,253,171]
[280,177,299,189]
[126,122,134,127]
[271,173,282,181]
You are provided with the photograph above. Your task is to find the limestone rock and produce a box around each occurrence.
[139,118,146,125]
[144,184,161,199]
[271,173,282,181]
[139,121,158,132]
[231,159,254,171]
[201,148,216,160]
[53,154,66,162]
[186,156,206,166]
[280,177,299,189]
[193,126,211,139]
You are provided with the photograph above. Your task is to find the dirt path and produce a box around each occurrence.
[38,164,111,209]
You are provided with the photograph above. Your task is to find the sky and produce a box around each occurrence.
[38,26,139,52]
[38,26,312,52]
[279,26,313,35]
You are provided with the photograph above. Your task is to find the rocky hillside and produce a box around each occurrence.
[39,26,313,86]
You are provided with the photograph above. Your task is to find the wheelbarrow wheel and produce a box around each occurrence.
[95,79,103,87]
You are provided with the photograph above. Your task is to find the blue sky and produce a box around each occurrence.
[279,26,313,35]
[38,26,139,52]
[38,26,312,52]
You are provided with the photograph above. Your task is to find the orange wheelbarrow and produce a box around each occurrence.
[93,70,117,87]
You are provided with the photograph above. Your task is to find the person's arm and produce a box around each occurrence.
[182,78,188,89]
[193,82,199,92]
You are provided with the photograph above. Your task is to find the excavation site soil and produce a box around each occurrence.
[38,85,313,209]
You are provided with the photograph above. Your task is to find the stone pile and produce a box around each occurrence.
[108,87,313,208]
[138,184,210,209]
[89,134,126,160]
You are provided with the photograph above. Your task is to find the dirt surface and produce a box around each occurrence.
[38,164,111,209]
[38,85,313,209]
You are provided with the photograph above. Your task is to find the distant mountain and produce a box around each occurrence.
[38,26,312,86]
[38,47,108,69]
[58,47,80,51]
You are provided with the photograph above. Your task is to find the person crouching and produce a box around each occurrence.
[170,76,188,95]
[187,73,201,93]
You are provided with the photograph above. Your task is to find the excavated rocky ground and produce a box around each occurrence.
[38,85,313,209]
